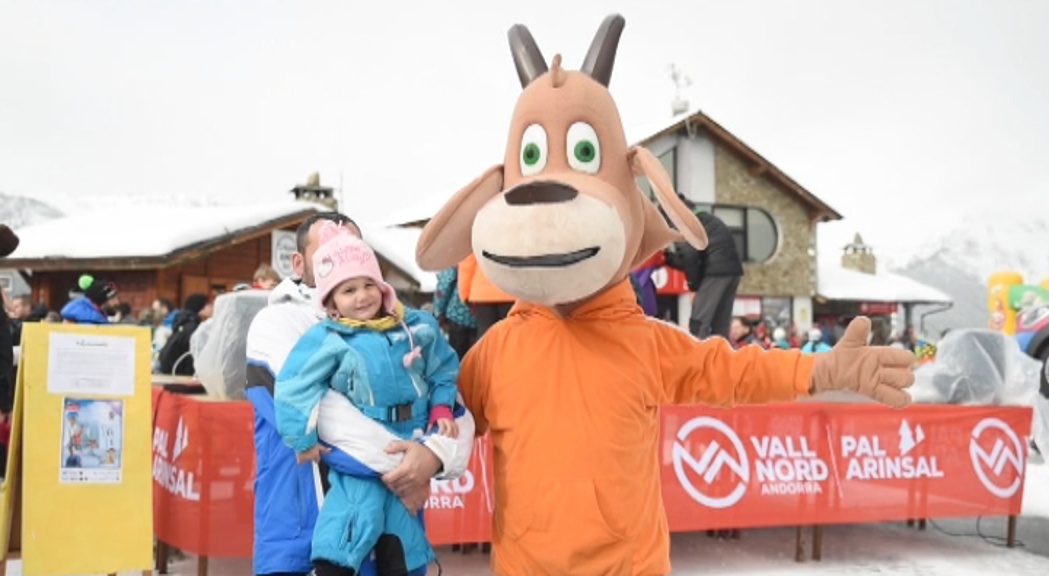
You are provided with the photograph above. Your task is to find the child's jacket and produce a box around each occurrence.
[277,309,459,452]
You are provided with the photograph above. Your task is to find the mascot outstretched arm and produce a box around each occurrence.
[416,14,914,576]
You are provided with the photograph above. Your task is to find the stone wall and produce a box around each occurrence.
[713,146,817,297]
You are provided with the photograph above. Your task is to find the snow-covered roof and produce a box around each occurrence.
[8,201,322,261]
[818,260,952,304]
[5,198,439,292]
[626,108,842,222]
[625,105,704,147]
[359,224,436,293]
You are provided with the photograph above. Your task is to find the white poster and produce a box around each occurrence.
[272,229,297,279]
[59,398,124,484]
[47,332,136,396]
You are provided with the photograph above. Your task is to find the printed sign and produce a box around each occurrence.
[271,230,297,279]
[60,398,124,484]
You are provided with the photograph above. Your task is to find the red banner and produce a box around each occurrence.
[652,267,690,295]
[152,389,256,557]
[659,404,1031,529]
[424,438,495,545]
[151,388,1032,556]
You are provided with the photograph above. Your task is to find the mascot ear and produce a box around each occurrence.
[417,165,504,271]
[629,146,708,250]
[631,200,682,270]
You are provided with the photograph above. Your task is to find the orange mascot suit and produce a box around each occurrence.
[416,15,916,576]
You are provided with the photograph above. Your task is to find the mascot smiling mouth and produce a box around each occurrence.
[482,247,600,268]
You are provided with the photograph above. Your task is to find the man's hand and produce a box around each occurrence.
[295,444,329,465]
[810,317,916,408]
[382,440,440,512]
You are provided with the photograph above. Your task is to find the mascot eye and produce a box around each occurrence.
[519,124,548,176]
[567,122,601,174]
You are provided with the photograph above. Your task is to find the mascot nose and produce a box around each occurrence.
[504,182,578,205]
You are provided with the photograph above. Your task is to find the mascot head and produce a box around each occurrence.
[417,14,708,307]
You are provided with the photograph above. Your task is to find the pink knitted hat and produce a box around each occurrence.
[312,221,397,315]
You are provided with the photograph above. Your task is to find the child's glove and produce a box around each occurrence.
[810,317,916,408]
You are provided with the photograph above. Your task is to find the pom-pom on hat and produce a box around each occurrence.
[80,274,118,306]
[312,221,397,315]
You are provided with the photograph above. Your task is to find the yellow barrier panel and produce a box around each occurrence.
[12,323,153,576]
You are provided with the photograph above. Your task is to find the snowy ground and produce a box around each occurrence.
[5,457,1048,575]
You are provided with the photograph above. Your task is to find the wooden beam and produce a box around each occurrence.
[748,163,768,176]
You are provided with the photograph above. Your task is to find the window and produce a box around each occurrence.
[745,208,777,262]
[701,205,778,263]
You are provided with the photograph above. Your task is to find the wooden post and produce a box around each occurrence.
[1007,515,1017,548]
[156,539,170,574]
[812,525,823,561]
[198,555,209,576]
[794,526,806,562]
[918,518,927,531]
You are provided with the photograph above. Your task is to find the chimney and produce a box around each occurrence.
[842,232,876,274]
[290,172,337,211]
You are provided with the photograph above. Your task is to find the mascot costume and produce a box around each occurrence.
[415,14,916,576]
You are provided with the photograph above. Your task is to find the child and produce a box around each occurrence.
[276,222,460,576]
[252,263,282,289]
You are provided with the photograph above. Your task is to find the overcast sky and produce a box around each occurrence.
[1,0,1046,266]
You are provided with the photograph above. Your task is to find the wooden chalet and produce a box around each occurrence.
[4,199,433,316]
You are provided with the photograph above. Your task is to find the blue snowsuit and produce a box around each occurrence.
[276,309,459,573]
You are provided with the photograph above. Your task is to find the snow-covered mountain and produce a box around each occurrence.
[1,191,244,234]
[891,210,1049,338]
[0,192,64,229]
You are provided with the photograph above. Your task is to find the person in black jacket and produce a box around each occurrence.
[664,204,744,339]
[157,293,209,376]
[0,224,20,472]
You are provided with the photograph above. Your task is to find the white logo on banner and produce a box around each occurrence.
[842,419,943,481]
[969,418,1025,498]
[651,267,668,290]
[152,418,200,501]
[172,417,189,462]
[898,419,925,456]
[672,417,749,509]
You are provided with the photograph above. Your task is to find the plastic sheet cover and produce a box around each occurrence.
[190,290,270,399]
[911,328,1049,452]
